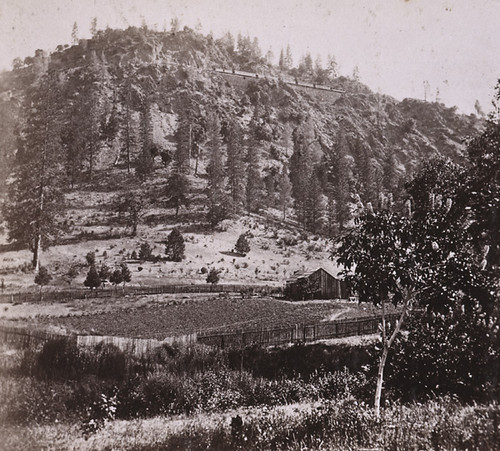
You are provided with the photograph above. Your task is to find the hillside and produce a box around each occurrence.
[0,26,485,291]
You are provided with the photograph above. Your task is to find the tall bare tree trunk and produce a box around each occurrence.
[33,234,41,272]
[374,292,411,417]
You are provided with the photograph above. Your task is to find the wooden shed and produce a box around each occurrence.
[285,268,347,301]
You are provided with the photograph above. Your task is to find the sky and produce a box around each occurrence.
[0,0,499,114]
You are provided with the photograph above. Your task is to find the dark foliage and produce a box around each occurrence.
[83,265,100,290]
[165,227,185,261]
[383,309,500,403]
[234,233,250,255]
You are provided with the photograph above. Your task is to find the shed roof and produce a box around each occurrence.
[285,267,335,284]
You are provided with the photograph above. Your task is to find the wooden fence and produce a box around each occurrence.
[0,284,282,304]
[198,314,399,348]
[0,314,399,356]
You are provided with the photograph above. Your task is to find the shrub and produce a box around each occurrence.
[85,251,96,266]
[206,267,221,284]
[139,242,153,261]
[234,233,251,255]
[278,234,298,246]
[81,392,118,437]
[34,338,81,381]
[34,266,52,288]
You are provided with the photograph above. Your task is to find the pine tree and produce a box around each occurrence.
[120,74,140,173]
[3,73,66,271]
[326,54,338,79]
[84,265,101,290]
[135,97,155,181]
[246,144,264,213]
[71,22,79,45]
[174,116,192,174]
[109,268,123,288]
[352,65,360,82]
[90,17,98,37]
[353,139,377,205]
[304,169,325,233]
[332,133,353,230]
[382,150,398,194]
[165,228,185,262]
[289,121,315,226]
[72,59,105,181]
[278,48,285,70]
[325,184,339,238]
[35,266,52,300]
[115,192,144,236]
[304,53,313,74]
[120,263,132,288]
[225,120,246,214]
[98,263,110,287]
[278,164,293,221]
[285,44,293,69]
[165,171,190,218]
[206,113,228,224]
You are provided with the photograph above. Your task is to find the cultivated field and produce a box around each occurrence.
[0,294,390,339]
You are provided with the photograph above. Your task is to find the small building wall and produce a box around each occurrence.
[285,268,347,300]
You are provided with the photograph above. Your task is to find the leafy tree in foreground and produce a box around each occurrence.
[234,233,251,255]
[165,228,185,262]
[335,192,491,416]
[34,266,52,300]
[467,116,500,270]
[385,307,499,403]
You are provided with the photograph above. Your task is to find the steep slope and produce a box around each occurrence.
[0,26,485,292]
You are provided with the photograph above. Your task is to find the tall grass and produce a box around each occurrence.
[1,398,499,450]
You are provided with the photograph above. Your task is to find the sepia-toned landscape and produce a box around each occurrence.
[0,1,498,449]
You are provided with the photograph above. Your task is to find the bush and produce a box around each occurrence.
[277,234,298,246]
[34,338,81,381]
[85,251,96,266]
[139,242,153,261]
[206,267,221,284]
[34,266,52,288]
[234,233,251,255]
[384,308,500,403]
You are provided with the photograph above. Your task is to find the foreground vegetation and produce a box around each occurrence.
[1,305,498,449]
[1,398,498,450]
